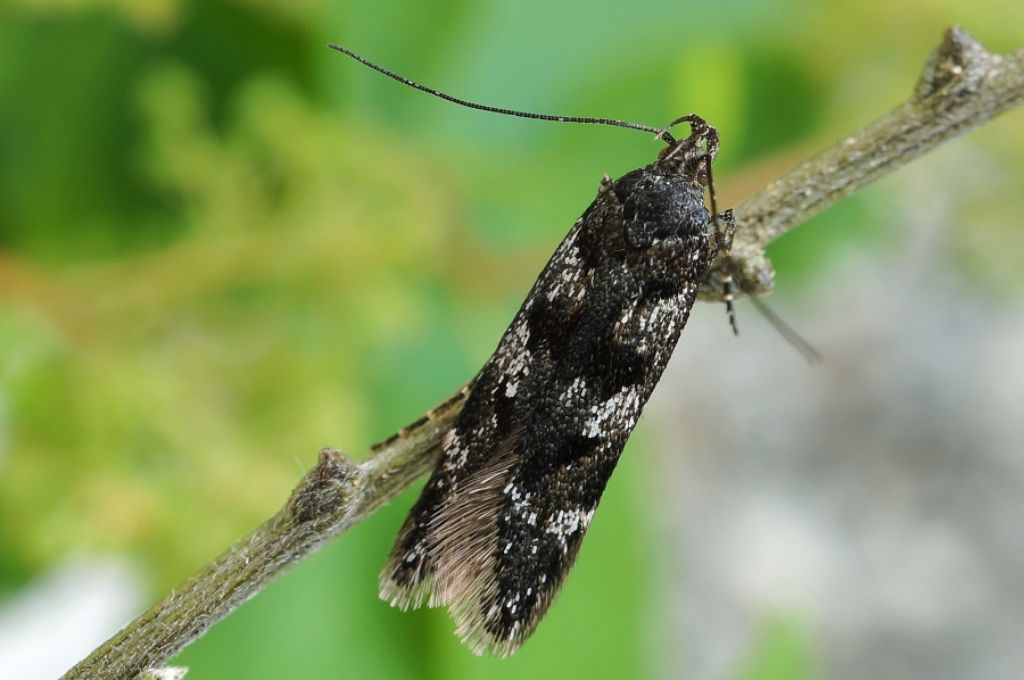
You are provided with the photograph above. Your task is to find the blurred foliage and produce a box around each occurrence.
[0,0,1021,678]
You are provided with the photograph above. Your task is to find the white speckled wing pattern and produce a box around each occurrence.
[379,128,721,656]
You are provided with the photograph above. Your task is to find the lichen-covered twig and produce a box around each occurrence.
[62,27,1022,680]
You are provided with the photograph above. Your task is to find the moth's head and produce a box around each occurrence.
[654,115,719,187]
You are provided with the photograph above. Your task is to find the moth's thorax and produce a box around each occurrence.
[610,167,711,253]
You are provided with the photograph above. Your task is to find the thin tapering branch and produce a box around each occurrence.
[63,27,1022,679]
[702,26,1024,299]
[62,392,466,680]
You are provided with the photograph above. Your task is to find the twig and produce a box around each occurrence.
[62,27,1022,679]
[704,26,1024,299]
[62,391,467,680]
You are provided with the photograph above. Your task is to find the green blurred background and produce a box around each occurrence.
[0,1,1022,679]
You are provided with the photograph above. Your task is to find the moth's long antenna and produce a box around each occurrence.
[328,43,669,139]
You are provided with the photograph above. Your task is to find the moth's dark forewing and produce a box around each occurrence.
[380,165,715,656]
[379,188,613,609]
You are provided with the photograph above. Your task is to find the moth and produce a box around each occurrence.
[330,44,737,657]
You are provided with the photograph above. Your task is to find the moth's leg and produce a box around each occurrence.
[721,267,738,335]
[708,209,739,335]
[716,208,736,254]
